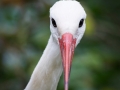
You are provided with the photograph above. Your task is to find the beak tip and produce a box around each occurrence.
[65,82,68,90]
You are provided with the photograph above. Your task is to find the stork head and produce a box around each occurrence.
[50,0,86,90]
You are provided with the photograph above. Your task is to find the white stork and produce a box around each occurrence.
[25,0,86,90]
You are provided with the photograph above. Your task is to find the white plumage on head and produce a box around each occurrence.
[50,0,86,45]
[25,1,86,90]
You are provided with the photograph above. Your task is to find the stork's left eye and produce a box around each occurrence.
[79,19,84,27]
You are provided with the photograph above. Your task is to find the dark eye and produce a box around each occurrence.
[79,19,84,27]
[52,18,57,27]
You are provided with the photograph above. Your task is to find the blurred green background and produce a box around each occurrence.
[0,0,120,90]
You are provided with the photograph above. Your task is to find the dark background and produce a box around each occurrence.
[0,0,120,90]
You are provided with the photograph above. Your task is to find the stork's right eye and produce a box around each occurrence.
[52,18,57,27]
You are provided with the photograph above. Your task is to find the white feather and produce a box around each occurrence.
[25,1,86,90]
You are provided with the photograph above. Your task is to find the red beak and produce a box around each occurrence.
[59,33,76,90]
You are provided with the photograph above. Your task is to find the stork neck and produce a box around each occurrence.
[25,35,63,90]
